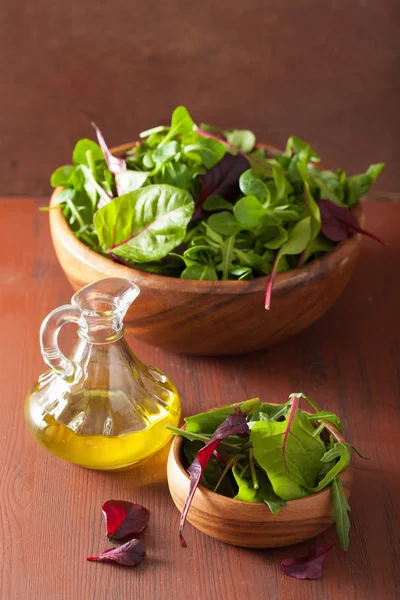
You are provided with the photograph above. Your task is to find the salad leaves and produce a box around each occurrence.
[167,394,366,551]
[50,105,385,308]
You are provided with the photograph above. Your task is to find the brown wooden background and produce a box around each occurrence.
[1,0,399,195]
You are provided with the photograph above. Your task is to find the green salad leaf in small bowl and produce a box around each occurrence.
[50,106,385,309]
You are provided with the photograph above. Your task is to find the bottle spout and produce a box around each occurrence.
[72,278,140,341]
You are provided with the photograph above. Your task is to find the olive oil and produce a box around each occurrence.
[26,390,180,470]
[25,278,182,470]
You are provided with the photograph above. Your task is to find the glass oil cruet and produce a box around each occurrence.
[25,278,181,470]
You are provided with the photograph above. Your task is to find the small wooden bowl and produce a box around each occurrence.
[167,420,353,548]
[49,142,364,355]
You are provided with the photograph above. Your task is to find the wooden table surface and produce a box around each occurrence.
[0,197,399,600]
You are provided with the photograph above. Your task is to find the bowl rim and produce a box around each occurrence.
[50,140,364,296]
[169,404,351,508]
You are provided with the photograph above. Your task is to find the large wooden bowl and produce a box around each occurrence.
[167,419,353,548]
[49,142,364,355]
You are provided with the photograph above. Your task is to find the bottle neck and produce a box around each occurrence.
[78,313,125,343]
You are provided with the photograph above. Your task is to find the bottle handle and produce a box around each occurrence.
[40,304,86,383]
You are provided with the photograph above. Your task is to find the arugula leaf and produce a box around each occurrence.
[94,184,194,262]
[331,477,351,551]
[305,410,343,433]
[345,163,385,207]
[251,398,325,500]
[310,443,351,493]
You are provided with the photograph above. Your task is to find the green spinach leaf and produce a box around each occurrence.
[50,165,75,187]
[251,399,325,500]
[256,467,287,514]
[115,171,149,195]
[232,464,262,502]
[72,139,103,165]
[94,184,194,262]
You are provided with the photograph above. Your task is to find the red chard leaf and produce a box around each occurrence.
[179,413,249,547]
[281,541,335,580]
[194,153,250,218]
[92,122,127,175]
[102,500,149,541]
[318,199,386,246]
[213,449,228,464]
[264,250,281,310]
[87,539,146,567]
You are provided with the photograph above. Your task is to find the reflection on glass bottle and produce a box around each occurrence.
[25,278,181,470]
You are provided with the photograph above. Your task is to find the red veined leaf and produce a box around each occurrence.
[179,412,249,547]
[196,128,271,175]
[318,199,386,245]
[213,449,228,464]
[87,539,146,567]
[91,122,127,175]
[194,153,249,219]
[102,500,149,541]
[281,541,335,580]
[264,250,281,310]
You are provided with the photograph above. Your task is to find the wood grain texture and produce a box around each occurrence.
[0,197,399,599]
[0,1,399,196]
[167,420,353,548]
[49,182,364,355]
